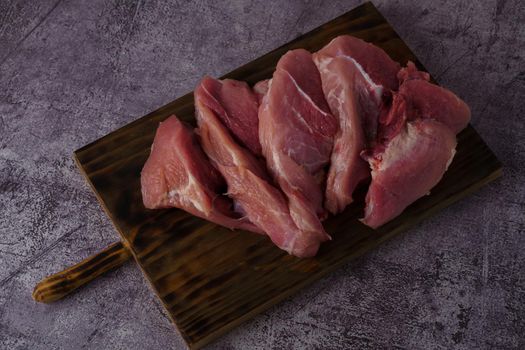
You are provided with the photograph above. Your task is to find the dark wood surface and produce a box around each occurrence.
[73,2,502,349]
[32,242,131,303]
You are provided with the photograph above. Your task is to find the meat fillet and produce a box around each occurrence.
[377,63,471,144]
[316,35,401,92]
[362,63,471,228]
[313,35,401,214]
[140,115,260,233]
[315,35,400,142]
[314,55,383,214]
[196,77,322,257]
[395,62,471,134]
[197,77,262,156]
[259,49,338,242]
[362,119,457,228]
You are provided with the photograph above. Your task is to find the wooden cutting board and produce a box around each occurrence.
[74,2,502,349]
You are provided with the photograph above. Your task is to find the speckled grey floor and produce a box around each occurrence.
[0,0,523,349]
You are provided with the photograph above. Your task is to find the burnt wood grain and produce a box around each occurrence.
[73,2,502,348]
[32,242,131,303]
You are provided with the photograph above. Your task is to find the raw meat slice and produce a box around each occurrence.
[314,34,400,151]
[198,77,262,156]
[315,35,401,91]
[313,35,400,214]
[259,49,337,240]
[397,61,430,82]
[396,62,471,134]
[362,62,472,228]
[314,54,383,214]
[140,115,260,233]
[378,62,471,144]
[253,79,269,104]
[362,119,457,228]
[196,77,322,257]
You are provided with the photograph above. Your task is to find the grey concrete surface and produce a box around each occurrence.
[0,0,524,349]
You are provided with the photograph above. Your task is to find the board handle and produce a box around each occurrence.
[32,241,131,303]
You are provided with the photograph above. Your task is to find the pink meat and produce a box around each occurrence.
[199,77,262,156]
[259,49,337,241]
[314,54,383,214]
[378,63,471,144]
[140,115,260,233]
[196,77,321,257]
[396,62,471,134]
[397,61,430,82]
[362,119,457,228]
[316,35,401,91]
[362,63,471,228]
[253,79,269,104]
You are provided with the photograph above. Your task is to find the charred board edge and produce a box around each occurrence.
[32,241,131,303]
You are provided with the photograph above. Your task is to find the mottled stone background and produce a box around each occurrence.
[0,0,523,349]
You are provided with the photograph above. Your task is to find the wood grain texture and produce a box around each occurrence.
[73,2,502,349]
[32,242,131,303]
